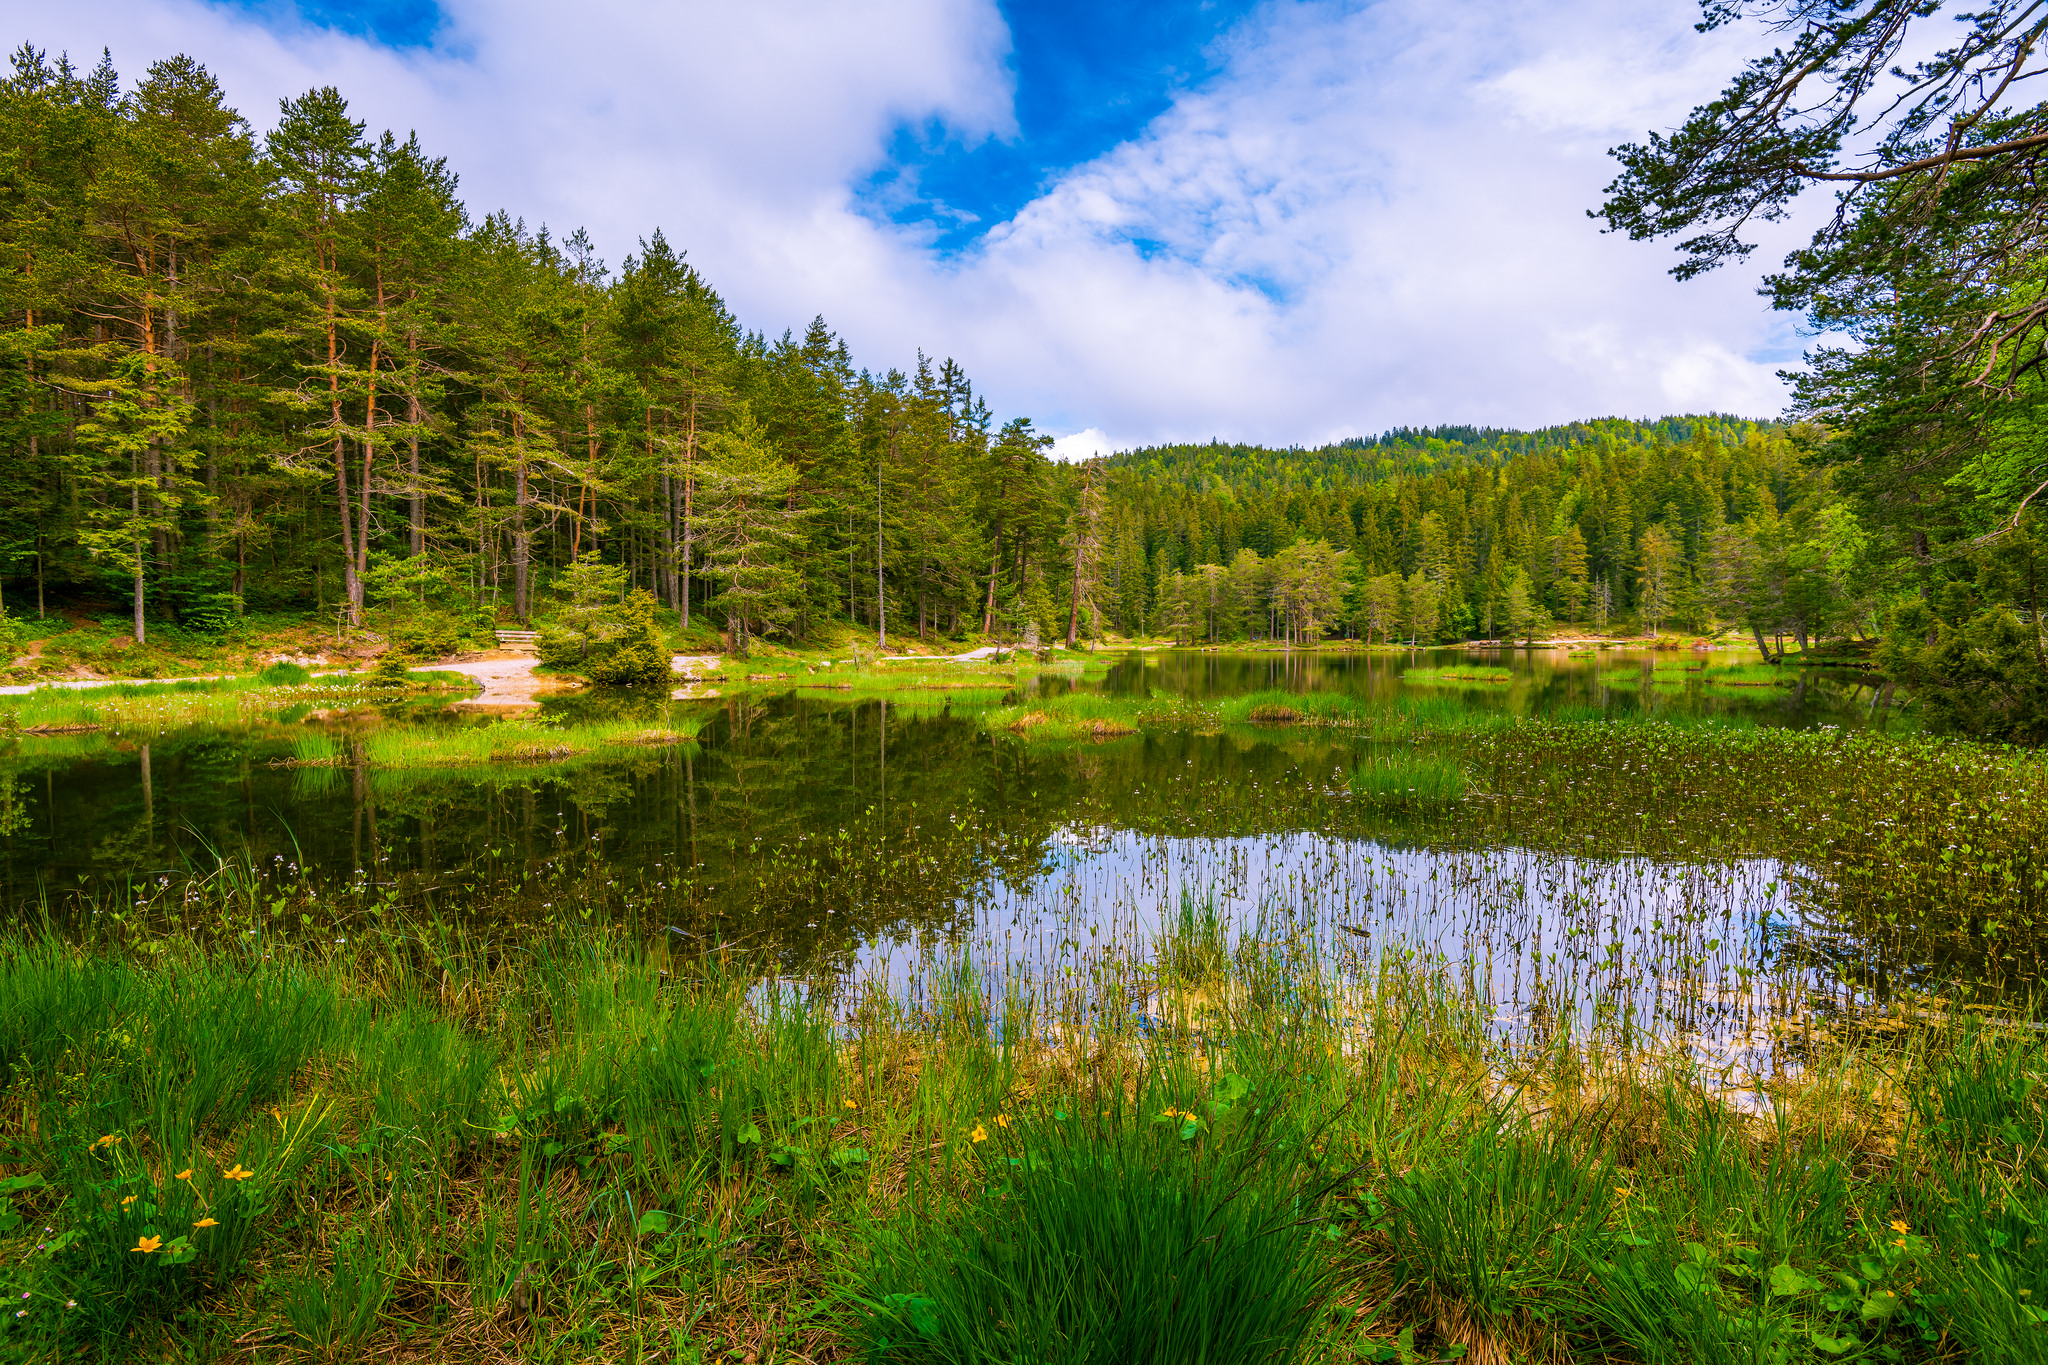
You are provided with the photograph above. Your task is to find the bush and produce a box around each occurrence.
[541,558,676,688]
[370,655,413,688]
[179,591,240,635]
[257,662,312,687]
[386,614,477,663]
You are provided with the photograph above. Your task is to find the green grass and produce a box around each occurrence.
[356,716,703,767]
[1399,667,1517,686]
[1350,750,1470,801]
[0,672,463,734]
[0,913,2041,1363]
[986,691,1198,743]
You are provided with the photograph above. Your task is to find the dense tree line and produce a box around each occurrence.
[1091,417,1887,658]
[0,47,1077,656]
[0,42,2010,704]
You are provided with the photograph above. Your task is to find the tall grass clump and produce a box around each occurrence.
[1351,750,1468,801]
[858,1065,1344,1365]
[988,692,1185,742]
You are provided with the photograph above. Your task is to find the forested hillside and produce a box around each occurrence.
[0,44,2001,676]
[1091,415,1871,655]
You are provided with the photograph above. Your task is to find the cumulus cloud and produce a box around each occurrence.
[4,0,1821,450]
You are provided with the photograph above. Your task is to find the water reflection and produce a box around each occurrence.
[0,647,1911,1020]
[861,827,1799,1046]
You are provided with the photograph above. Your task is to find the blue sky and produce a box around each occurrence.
[862,0,1259,252]
[242,0,443,47]
[19,0,1816,453]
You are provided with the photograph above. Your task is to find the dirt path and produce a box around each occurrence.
[670,654,723,699]
[412,651,581,714]
[2,651,728,710]
[414,651,729,711]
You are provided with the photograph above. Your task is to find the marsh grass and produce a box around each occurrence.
[0,900,2041,1364]
[987,692,1195,743]
[357,717,702,767]
[1351,750,1469,802]
[1400,668,1516,686]
[0,673,423,734]
[857,1064,1344,1365]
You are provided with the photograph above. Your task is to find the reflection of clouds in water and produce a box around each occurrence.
[858,827,1808,1055]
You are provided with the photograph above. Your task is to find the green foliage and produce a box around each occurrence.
[858,1069,1341,1365]
[1880,596,2048,744]
[366,553,485,661]
[370,653,412,688]
[585,591,676,687]
[539,555,676,687]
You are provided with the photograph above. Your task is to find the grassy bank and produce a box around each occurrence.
[352,718,702,768]
[0,669,480,736]
[0,912,2040,1365]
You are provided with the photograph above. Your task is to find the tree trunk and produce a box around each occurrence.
[329,289,361,624]
[358,336,378,593]
[1067,536,1083,648]
[983,534,1000,636]
[683,398,697,631]
[408,393,424,557]
[877,429,889,648]
[131,473,146,644]
[512,417,531,621]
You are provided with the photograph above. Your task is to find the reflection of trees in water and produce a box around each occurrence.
[0,685,2016,1000]
[1125,646,1903,730]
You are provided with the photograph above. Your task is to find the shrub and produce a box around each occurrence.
[540,561,676,688]
[370,655,413,688]
[584,593,676,687]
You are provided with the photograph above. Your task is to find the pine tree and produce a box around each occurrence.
[699,406,804,655]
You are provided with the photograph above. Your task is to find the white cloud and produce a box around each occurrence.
[3,0,1822,451]
[1048,427,1117,462]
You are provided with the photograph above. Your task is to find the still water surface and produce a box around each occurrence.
[0,647,1903,1038]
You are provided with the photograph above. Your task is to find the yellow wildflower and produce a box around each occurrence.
[995,1114,1009,1129]
[192,1218,218,1230]
[222,1164,254,1182]
[174,1169,193,1182]
[92,1135,117,1150]
[969,1124,989,1143]
[1890,1219,1910,1234]
[131,1235,161,1254]
[843,1098,858,1109]
[120,1195,137,1209]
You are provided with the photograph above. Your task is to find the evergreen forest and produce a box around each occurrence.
[1,45,2043,735]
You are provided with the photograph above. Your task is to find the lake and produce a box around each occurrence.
[0,645,1947,1044]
